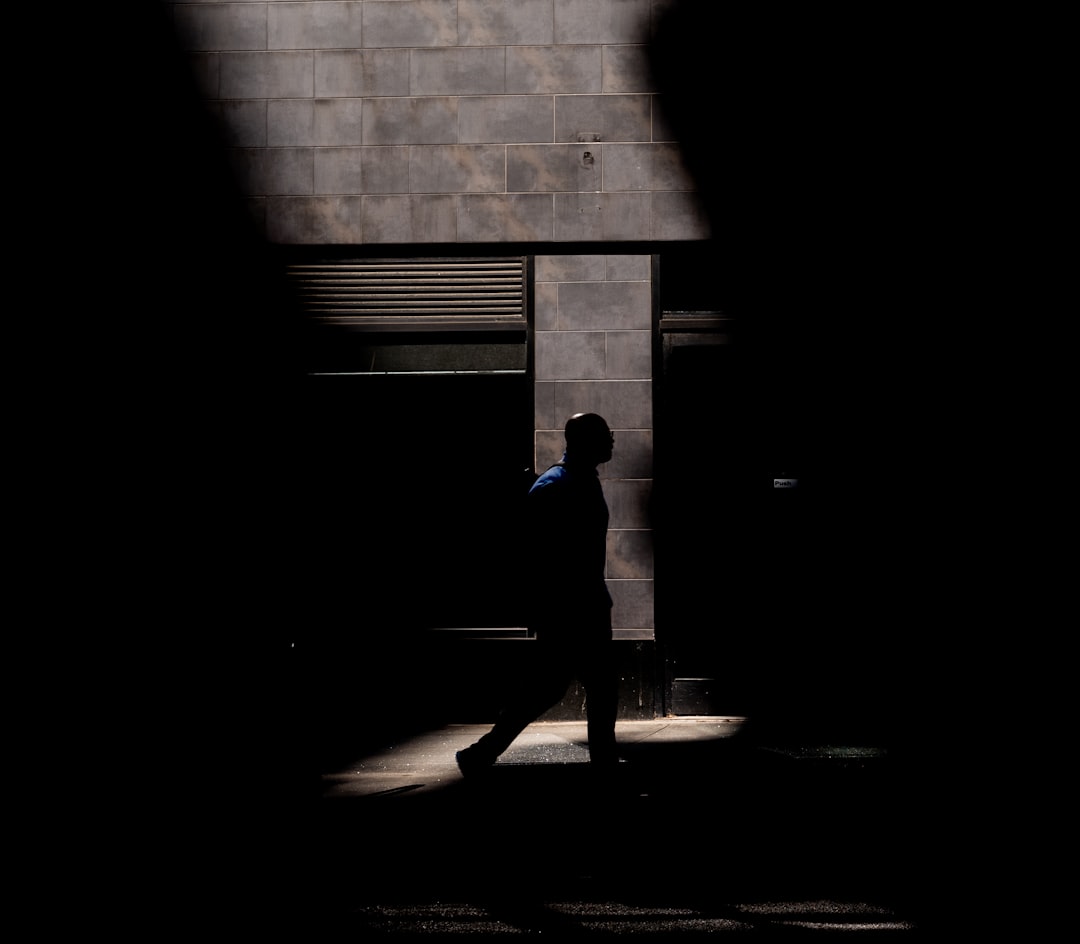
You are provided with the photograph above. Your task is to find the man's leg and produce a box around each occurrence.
[582,641,619,766]
[457,644,573,774]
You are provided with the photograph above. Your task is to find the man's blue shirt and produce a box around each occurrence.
[527,456,612,630]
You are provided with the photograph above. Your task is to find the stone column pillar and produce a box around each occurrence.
[533,254,654,640]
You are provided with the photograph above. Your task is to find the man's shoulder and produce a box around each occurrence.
[530,463,569,492]
[529,464,565,486]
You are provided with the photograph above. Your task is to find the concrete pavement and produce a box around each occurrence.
[319,718,743,799]
[251,718,946,939]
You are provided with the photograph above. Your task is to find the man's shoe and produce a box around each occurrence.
[456,746,494,778]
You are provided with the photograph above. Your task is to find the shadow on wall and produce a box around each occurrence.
[111,9,536,775]
[132,9,302,610]
[647,3,958,748]
[75,8,312,783]
[649,1,928,479]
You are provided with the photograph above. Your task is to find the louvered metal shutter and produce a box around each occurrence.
[287,257,527,332]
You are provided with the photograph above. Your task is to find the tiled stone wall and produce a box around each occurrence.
[164,2,666,640]
[166,0,710,243]
[534,254,653,639]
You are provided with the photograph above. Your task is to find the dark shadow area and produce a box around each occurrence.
[80,6,305,766]
[67,7,318,934]
[294,728,934,938]
[102,12,540,809]
[646,6,996,934]
[88,6,984,938]
[296,370,532,634]
[647,2,952,753]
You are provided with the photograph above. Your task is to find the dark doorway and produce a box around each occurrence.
[653,246,812,720]
[298,369,532,636]
[653,247,910,745]
[656,334,756,716]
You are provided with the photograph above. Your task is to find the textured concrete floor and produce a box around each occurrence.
[244,718,942,939]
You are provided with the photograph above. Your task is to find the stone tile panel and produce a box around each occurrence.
[603,429,652,479]
[554,94,652,143]
[533,382,557,435]
[535,330,607,380]
[265,195,364,243]
[557,280,652,330]
[553,192,651,241]
[651,95,677,142]
[409,145,506,193]
[602,45,656,93]
[506,46,603,94]
[652,191,711,240]
[613,578,652,630]
[553,0,652,45]
[231,147,313,195]
[605,254,650,281]
[361,146,412,193]
[362,0,457,48]
[535,254,608,283]
[362,97,458,145]
[507,145,601,193]
[608,529,654,578]
[313,98,365,145]
[457,0,554,45]
[609,578,654,631]
[606,479,653,531]
[361,194,459,243]
[605,330,652,379]
[269,2,364,50]
[268,100,313,146]
[534,427,564,470]
[410,47,507,96]
[220,51,314,99]
[604,143,694,191]
[216,100,267,147]
[315,49,410,97]
[457,194,554,241]
[533,280,558,331]
[174,4,267,51]
[314,147,363,194]
[459,97,555,145]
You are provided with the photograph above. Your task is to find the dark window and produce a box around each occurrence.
[291,257,528,375]
[294,256,533,632]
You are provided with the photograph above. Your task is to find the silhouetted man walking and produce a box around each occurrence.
[456,413,619,775]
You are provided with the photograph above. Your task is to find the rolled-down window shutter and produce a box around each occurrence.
[287,257,527,332]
